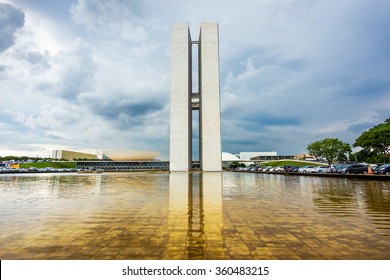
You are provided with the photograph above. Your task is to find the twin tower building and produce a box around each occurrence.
[170,23,222,172]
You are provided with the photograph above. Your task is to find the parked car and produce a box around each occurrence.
[338,164,368,174]
[313,166,330,173]
[374,164,390,175]
[275,166,285,172]
[291,166,300,172]
[330,164,346,173]
[285,165,299,172]
[298,166,317,173]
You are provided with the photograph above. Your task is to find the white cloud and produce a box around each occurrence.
[0,0,389,158]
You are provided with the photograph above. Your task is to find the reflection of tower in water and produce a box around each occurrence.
[187,173,205,259]
[166,172,224,259]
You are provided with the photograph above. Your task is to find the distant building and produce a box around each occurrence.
[52,150,98,160]
[76,161,169,171]
[102,150,160,161]
[226,151,297,162]
[250,155,296,161]
[239,152,278,161]
[52,149,167,171]
[296,154,317,161]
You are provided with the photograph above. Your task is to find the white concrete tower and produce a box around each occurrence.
[170,23,222,172]
[199,23,222,171]
[170,23,192,171]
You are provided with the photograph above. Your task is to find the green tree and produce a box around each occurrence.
[354,118,390,163]
[352,149,383,164]
[307,138,352,165]
[229,162,245,169]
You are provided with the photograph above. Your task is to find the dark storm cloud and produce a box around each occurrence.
[83,95,164,128]
[223,108,302,129]
[221,138,264,154]
[258,116,302,126]
[348,122,376,135]
[343,76,390,98]
[0,3,25,52]
[99,101,162,118]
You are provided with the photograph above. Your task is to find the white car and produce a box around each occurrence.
[298,166,317,173]
[275,166,285,172]
[313,166,330,173]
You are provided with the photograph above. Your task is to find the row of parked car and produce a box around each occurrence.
[294,164,369,174]
[321,163,390,175]
[239,163,390,175]
[0,167,78,173]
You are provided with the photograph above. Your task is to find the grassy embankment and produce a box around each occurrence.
[20,162,76,169]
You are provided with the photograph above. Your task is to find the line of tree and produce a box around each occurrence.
[307,117,390,164]
[0,156,51,162]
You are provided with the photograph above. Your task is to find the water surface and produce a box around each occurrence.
[0,172,389,259]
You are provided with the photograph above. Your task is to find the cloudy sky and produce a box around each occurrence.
[1,0,389,159]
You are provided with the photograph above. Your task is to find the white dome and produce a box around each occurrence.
[222,152,240,161]
[103,150,160,161]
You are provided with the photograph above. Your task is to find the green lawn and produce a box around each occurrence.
[20,162,76,169]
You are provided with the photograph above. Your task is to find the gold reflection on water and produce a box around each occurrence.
[166,172,224,259]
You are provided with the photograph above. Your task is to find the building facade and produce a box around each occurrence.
[52,150,98,160]
[239,152,278,161]
[76,161,169,171]
[170,23,222,172]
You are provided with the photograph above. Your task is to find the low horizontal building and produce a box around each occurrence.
[239,152,278,161]
[76,161,169,171]
[225,151,297,162]
[250,155,296,161]
[52,149,167,171]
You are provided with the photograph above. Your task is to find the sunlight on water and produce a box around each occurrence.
[0,172,389,259]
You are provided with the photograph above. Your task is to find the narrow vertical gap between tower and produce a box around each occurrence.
[192,41,200,169]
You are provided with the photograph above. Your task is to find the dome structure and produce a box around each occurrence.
[222,152,240,161]
[102,150,160,161]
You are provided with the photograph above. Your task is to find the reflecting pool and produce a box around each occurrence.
[0,172,389,259]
